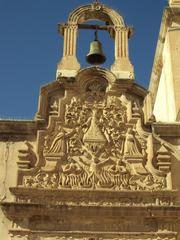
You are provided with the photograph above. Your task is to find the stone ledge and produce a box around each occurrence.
[9,229,178,239]
[1,201,179,233]
[153,123,180,136]
[9,187,178,206]
[0,120,37,134]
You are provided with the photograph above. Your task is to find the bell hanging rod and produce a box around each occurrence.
[78,24,113,30]
[58,23,113,35]
[58,23,134,38]
[78,24,134,38]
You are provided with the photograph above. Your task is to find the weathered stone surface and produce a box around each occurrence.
[149,6,180,122]
[1,1,180,240]
[169,0,180,7]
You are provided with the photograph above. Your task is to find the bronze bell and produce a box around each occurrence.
[86,30,106,65]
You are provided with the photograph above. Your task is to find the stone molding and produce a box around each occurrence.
[9,230,178,240]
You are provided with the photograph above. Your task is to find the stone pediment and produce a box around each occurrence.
[14,67,174,193]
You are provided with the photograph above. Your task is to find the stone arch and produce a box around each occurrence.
[57,2,134,80]
[68,3,125,27]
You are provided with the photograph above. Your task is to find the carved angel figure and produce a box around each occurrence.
[47,126,75,156]
[124,128,142,156]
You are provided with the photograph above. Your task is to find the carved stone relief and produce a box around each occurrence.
[17,141,37,170]
[83,79,107,102]
[1,0,180,238]
[48,96,59,116]
[17,82,172,191]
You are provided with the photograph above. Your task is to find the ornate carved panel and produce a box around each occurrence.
[16,70,173,192]
[2,68,179,240]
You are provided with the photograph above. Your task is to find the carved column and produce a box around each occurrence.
[111,26,134,79]
[57,24,80,78]
[63,24,78,57]
[114,27,128,58]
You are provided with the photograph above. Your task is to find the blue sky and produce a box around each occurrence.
[0,0,167,119]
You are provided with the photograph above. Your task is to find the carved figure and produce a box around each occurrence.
[132,101,141,117]
[49,96,59,115]
[83,108,107,155]
[108,158,128,175]
[124,128,142,156]
[22,95,170,191]
[46,126,75,156]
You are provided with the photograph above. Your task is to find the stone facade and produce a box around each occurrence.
[149,1,180,122]
[1,1,180,240]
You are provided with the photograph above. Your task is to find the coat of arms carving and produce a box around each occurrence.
[17,72,172,192]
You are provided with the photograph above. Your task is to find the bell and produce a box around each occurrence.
[86,30,106,65]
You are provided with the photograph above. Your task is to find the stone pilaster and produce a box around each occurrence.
[111,27,134,79]
[57,24,80,78]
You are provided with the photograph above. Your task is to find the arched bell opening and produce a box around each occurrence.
[76,19,114,69]
[57,2,134,80]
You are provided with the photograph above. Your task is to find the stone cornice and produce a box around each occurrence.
[2,201,180,221]
[40,80,64,94]
[0,188,176,214]
[8,230,178,240]
[153,122,180,137]
[0,120,37,136]
[1,198,180,236]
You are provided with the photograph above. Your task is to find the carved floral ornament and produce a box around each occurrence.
[17,75,174,191]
